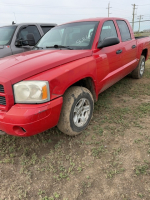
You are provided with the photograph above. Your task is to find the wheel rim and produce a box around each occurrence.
[140,60,145,76]
[73,98,91,127]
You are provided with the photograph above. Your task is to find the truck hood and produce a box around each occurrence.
[0,49,92,84]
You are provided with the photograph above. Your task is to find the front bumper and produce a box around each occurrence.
[0,97,63,136]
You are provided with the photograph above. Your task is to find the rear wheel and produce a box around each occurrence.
[131,55,145,79]
[57,86,94,136]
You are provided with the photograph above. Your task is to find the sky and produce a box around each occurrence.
[0,0,150,32]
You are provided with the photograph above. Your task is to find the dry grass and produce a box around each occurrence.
[0,59,150,200]
[134,32,150,37]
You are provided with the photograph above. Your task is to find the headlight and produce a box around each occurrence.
[13,81,50,103]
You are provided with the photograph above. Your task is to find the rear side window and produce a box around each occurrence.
[41,26,54,34]
[17,25,41,43]
[116,20,131,42]
[100,20,118,41]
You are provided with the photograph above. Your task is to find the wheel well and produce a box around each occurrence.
[68,77,97,102]
[142,49,148,60]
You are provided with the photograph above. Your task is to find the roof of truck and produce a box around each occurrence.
[59,17,128,25]
[1,23,57,27]
[82,17,125,20]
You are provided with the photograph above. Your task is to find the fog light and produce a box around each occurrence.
[13,126,26,136]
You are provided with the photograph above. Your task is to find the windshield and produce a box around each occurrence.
[0,26,17,45]
[36,21,99,50]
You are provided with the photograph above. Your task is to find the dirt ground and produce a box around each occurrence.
[0,59,150,200]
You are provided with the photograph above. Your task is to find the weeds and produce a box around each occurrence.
[1,60,150,199]
[135,164,149,176]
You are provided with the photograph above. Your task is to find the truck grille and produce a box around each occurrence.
[0,96,6,105]
[0,82,13,111]
[0,84,4,93]
[0,84,6,106]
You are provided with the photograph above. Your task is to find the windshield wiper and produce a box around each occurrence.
[46,44,73,50]
[34,46,43,49]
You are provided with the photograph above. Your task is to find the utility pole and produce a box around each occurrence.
[131,4,138,32]
[137,15,144,33]
[106,2,112,17]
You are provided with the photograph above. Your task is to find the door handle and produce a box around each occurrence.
[132,45,136,49]
[116,50,122,54]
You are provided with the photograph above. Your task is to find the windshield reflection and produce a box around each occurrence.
[36,22,99,50]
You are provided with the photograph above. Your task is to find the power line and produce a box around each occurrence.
[138,4,150,6]
[0,2,107,9]
[0,1,135,8]
[130,20,150,23]
[0,1,150,9]
[111,8,132,12]
[0,2,134,12]
[0,2,147,15]
[0,11,107,15]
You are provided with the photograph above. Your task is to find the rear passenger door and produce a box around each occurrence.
[116,20,137,72]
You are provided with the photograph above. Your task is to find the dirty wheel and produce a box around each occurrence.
[57,86,94,136]
[131,55,145,79]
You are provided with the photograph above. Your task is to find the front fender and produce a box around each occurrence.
[25,56,98,100]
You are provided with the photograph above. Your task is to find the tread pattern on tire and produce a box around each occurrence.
[131,55,145,79]
[57,86,94,136]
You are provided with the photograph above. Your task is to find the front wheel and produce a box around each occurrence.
[57,86,94,136]
[131,55,145,79]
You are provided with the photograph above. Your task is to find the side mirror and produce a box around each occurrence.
[15,40,23,47]
[15,34,36,47]
[27,33,36,46]
[97,37,120,48]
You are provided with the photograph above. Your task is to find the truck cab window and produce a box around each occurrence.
[17,25,41,43]
[41,26,54,34]
[100,21,118,41]
[116,20,131,42]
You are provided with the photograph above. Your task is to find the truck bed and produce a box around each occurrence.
[135,36,150,39]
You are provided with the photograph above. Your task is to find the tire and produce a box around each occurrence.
[57,86,94,136]
[131,55,145,79]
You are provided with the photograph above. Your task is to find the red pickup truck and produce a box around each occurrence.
[0,17,150,137]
